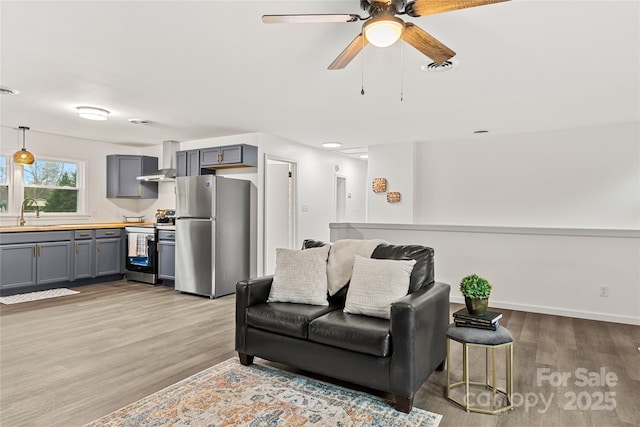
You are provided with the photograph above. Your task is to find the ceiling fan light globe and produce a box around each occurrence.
[364,16,404,48]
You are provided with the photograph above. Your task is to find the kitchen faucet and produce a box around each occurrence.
[19,198,40,226]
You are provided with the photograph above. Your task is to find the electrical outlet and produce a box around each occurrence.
[599,285,609,297]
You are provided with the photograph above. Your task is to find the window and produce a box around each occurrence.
[23,159,79,213]
[0,156,8,213]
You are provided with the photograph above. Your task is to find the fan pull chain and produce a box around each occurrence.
[361,34,365,96]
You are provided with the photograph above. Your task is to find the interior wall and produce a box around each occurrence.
[341,122,640,325]
[179,132,368,275]
[414,122,640,229]
[330,223,640,325]
[366,142,415,223]
[0,126,171,226]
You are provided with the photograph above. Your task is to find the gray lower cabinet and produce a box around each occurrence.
[37,241,73,285]
[74,230,94,280]
[0,236,72,290]
[0,228,124,293]
[158,230,175,281]
[0,243,37,290]
[95,231,122,277]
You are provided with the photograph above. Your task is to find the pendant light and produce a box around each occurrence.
[13,126,35,165]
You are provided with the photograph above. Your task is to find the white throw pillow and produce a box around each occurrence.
[344,256,416,319]
[326,239,387,296]
[267,245,330,306]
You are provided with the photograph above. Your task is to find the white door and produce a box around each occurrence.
[264,157,296,275]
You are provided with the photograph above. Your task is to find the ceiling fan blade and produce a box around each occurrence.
[328,33,368,70]
[262,14,361,24]
[407,0,509,17]
[402,23,456,64]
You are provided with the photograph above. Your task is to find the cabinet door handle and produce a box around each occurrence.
[217,153,222,163]
[34,246,37,256]
[79,232,90,237]
[104,231,115,235]
[76,242,79,254]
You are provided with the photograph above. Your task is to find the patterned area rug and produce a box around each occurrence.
[0,288,79,304]
[85,358,442,427]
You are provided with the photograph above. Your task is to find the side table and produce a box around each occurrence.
[446,322,514,414]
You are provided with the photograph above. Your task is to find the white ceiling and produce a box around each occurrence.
[1,0,638,152]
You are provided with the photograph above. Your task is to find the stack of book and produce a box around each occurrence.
[453,308,502,331]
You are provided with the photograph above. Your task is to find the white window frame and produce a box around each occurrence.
[6,156,87,220]
[0,154,10,215]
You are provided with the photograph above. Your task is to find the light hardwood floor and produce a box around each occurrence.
[1,280,638,426]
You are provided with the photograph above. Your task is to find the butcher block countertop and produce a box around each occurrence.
[0,222,155,233]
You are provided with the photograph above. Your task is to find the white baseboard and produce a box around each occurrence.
[450,296,640,326]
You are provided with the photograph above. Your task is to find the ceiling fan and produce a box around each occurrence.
[263,0,510,70]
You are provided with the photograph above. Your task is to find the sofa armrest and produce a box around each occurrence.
[235,276,273,353]
[389,281,450,397]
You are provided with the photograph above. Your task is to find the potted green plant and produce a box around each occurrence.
[459,274,492,315]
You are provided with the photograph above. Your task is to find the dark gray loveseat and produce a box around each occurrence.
[235,241,450,413]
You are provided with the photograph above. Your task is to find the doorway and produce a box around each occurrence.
[335,174,347,222]
[264,156,297,275]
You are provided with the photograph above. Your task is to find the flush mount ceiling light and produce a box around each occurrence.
[363,15,404,47]
[13,126,35,165]
[322,142,342,149]
[76,106,110,121]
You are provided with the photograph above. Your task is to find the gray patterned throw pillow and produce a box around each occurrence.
[268,245,330,306]
[344,255,416,319]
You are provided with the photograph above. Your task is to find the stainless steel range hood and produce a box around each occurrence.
[137,140,179,182]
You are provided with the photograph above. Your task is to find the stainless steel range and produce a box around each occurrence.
[125,225,158,284]
[125,209,176,285]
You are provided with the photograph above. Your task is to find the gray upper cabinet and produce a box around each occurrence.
[176,151,187,177]
[199,144,257,169]
[176,149,201,177]
[106,155,158,199]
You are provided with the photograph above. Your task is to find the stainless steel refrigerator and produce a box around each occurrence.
[175,175,250,298]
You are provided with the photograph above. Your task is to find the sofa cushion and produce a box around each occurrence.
[326,239,387,296]
[246,303,336,339]
[308,311,392,357]
[344,256,416,319]
[371,244,435,293]
[267,245,330,306]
